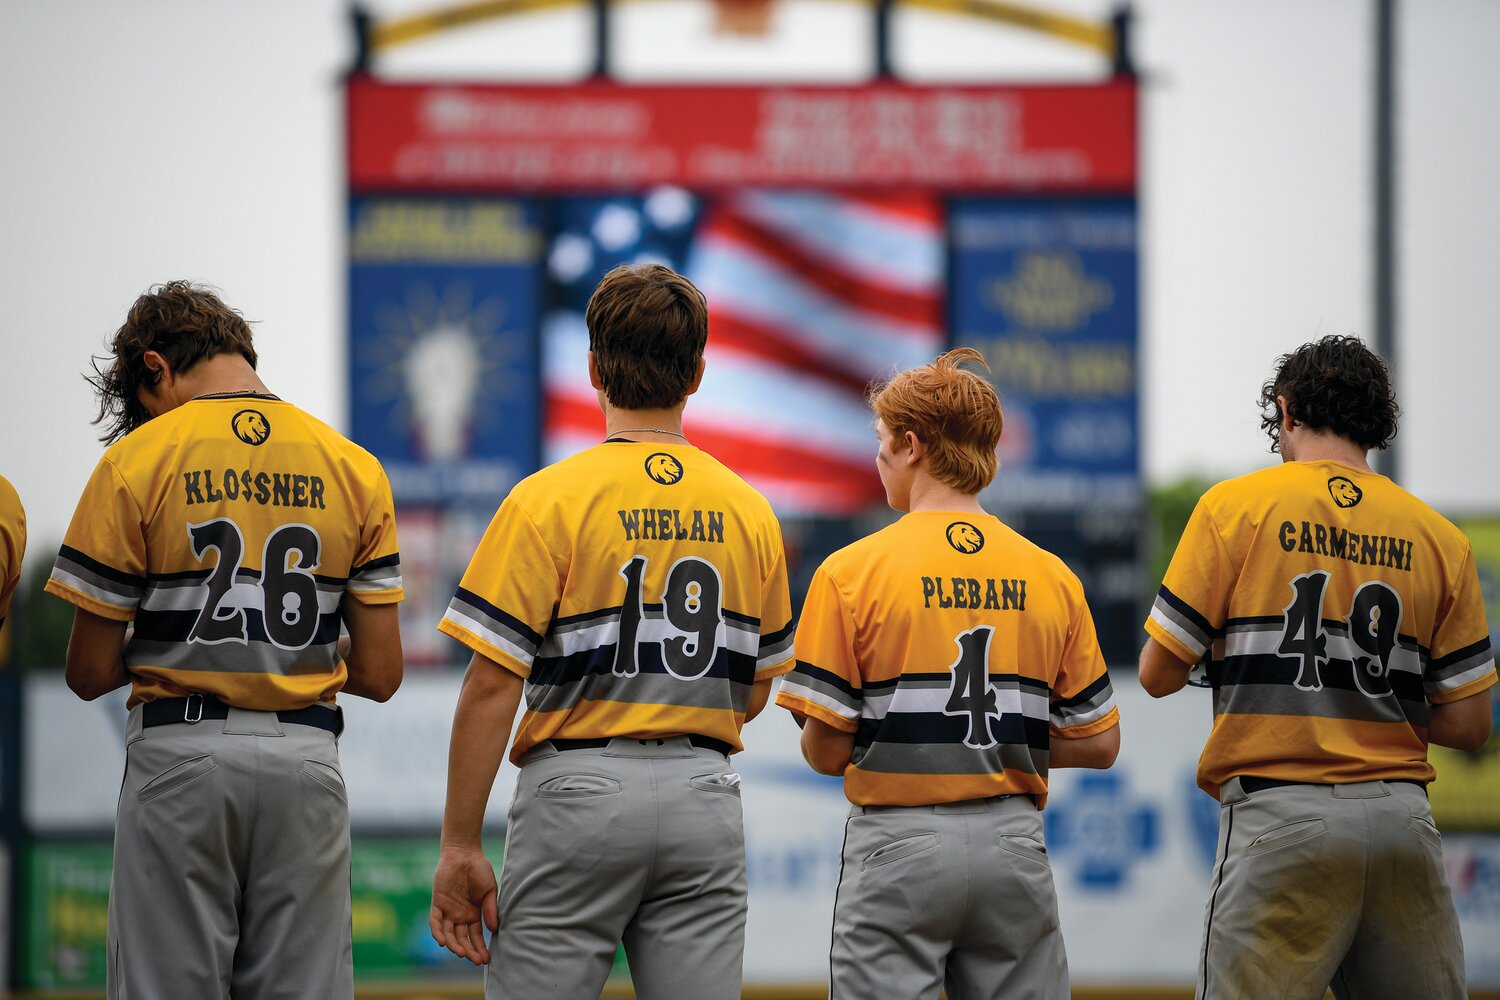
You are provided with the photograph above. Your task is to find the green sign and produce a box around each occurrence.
[20,836,629,990]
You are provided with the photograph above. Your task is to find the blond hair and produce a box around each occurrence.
[870,347,1003,494]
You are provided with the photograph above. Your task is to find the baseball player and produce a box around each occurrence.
[0,474,24,633]
[45,282,405,1000]
[777,348,1121,1000]
[1141,335,1493,999]
[429,262,795,999]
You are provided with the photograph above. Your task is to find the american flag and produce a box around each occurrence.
[543,189,945,515]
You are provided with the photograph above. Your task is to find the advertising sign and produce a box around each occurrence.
[348,196,544,506]
[348,79,1137,194]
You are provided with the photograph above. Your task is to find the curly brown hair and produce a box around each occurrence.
[585,264,708,410]
[88,281,258,443]
[1258,335,1399,453]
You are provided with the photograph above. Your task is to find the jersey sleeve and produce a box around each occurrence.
[775,564,861,733]
[437,496,560,679]
[754,540,795,680]
[1425,545,1496,704]
[347,467,403,605]
[1144,497,1233,663]
[0,477,25,628]
[1051,577,1119,740]
[44,457,147,622]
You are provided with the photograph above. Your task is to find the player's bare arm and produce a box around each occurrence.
[1137,636,1194,698]
[744,677,775,722]
[431,652,524,966]
[63,608,131,700]
[1050,722,1121,768]
[800,714,855,775]
[339,597,403,702]
[1428,688,1493,753]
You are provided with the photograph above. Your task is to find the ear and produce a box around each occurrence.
[683,356,706,398]
[902,430,925,465]
[587,352,605,391]
[1276,394,1297,434]
[142,349,174,388]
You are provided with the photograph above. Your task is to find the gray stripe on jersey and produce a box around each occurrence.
[854,739,1046,778]
[128,638,341,677]
[526,668,754,716]
[1217,681,1424,727]
[50,560,141,610]
[349,565,402,593]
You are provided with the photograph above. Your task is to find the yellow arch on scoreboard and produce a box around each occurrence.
[369,0,1113,57]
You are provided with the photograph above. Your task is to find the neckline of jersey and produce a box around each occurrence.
[1295,458,1384,478]
[190,392,283,403]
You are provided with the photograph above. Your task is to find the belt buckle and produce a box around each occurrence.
[184,694,204,724]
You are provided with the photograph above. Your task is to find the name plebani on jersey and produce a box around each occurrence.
[1278,520,1414,572]
[618,508,725,544]
[183,469,328,510]
[921,576,1027,611]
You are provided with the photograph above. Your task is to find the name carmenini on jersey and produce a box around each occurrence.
[183,469,328,509]
[618,508,724,543]
[1277,519,1414,572]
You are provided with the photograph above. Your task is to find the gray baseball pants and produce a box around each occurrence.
[486,736,747,1000]
[829,795,1069,1000]
[107,704,353,1000]
[1197,777,1465,1000]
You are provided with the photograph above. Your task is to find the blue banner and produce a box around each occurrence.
[950,198,1139,508]
[348,197,543,504]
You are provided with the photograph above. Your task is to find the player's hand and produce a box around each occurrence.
[430,845,499,966]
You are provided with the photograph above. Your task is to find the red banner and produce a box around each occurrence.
[348,77,1136,193]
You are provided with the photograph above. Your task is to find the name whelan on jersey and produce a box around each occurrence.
[1277,520,1415,572]
[618,507,726,544]
[183,469,329,509]
[921,576,1028,611]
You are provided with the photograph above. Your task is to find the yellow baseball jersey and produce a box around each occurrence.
[0,474,25,631]
[1145,460,1496,798]
[776,511,1119,808]
[439,441,795,765]
[45,395,403,709]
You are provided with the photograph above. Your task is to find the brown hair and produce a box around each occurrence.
[1258,334,1399,453]
[88,281,257,443]
[871,347,1003,494]
[585,263,708,410]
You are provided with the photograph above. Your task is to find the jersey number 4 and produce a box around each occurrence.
[615,555,724,680]
[1278,571,1403,696]
[187,518,324,651]
[943,626,1001,749]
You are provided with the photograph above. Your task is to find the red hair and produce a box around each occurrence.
[871,347,1003,494]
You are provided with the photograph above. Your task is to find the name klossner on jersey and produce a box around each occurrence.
[922,576,1028,611]
[183,469,329,510]
[618,507,725,544]
[1278,520,1415,573]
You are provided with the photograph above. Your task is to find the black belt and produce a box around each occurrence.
[142,695,343,737]
[1239,775,1425,795]
[550,735,734,757]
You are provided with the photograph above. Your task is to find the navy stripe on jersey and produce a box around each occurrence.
[1051,673,1117,731]
[51,545,145,611]
[349,552,403,593]
[132,608,344,649]
[1427,637,1495,690]
[57,545,145,588]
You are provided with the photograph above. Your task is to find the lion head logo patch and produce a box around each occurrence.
[232,409,271,446]
[1328,476,1362,509]
[645,453,684,486]
[946,521,985,554]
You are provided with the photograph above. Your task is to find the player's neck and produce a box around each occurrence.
[178,355,271,401]
[903,474,986,516]
[1283,429,1372,472]
[602,403,689,443]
